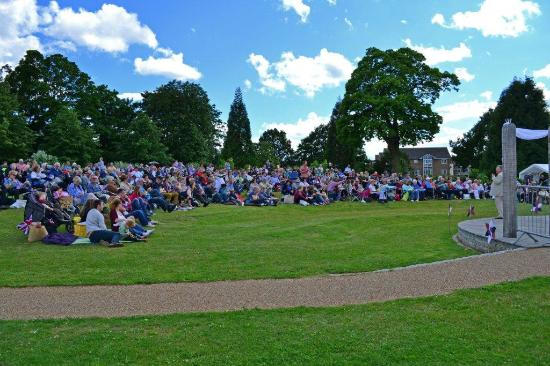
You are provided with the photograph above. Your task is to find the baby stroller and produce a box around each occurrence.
[23,191,74,234]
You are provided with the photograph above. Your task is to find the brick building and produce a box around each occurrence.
[400,147,452,177]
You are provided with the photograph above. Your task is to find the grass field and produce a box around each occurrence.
[0,277,548,365]
[0,200,497,287]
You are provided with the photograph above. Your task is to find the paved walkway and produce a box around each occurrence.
[1,248,549,320]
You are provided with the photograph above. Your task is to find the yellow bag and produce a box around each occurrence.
[28,223,48,242]
[74,223,87,238]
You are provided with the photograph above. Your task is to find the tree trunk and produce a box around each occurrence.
[387,139,400,173]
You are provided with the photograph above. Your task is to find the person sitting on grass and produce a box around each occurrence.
[294,186,311,206]
[110,199,153,237]
[4,170,29,197]
[68,176,87,206]
[119,217,149,241]
[85,199,123,248]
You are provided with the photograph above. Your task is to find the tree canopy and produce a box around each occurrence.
[258,128,294,166]
[141,80,223,163]
[222,88,254,167]
[338,47,460,171]
[451,77,550,174]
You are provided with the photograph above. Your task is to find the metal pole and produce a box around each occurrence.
[547,126,550,236]
[502,122,517,238]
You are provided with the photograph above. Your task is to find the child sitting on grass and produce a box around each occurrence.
[119,217,152,242]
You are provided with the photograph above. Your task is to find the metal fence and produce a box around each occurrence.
[516,184,550,240]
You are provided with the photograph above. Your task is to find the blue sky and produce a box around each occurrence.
[1,0,549,158]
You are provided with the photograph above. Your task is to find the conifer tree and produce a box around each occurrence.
[222,88,254,167]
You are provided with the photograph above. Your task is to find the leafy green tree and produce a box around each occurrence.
[254,141,278,166]
[77,84,137,161]
[451,78,550,174]
[449,110,491,170]
[481,77,549,173]
[5,50,92,143]
[338,47,460,171]
[222,88,254,167]
[258,128,294,165]
[142,81,223,163]
[295,124,329,164]
[326,99,368,169]
[120,113,171,164]
[0,81,34,160]
[44,106,97,164]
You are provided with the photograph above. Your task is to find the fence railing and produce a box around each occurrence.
[516,184,550,240]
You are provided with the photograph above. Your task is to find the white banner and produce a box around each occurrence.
[516,128,548,140]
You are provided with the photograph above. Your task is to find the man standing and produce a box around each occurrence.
[491,165,503,219]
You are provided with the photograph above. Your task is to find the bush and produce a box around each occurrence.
[31,150,58,165]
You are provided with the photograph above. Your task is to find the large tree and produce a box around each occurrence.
[0,80,34,161]
[295,124,329,164]
[326,99,367,169]
[258,128,294,166]
[44,106,97,164]
[449,110,491,170]
[451,77,550,174]
[338,47,460,171]
[222,88,254,167]
[119,112,171,164]
[142,81,223,163]
[5,50,92,143]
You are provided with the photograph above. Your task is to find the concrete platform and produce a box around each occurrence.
[457,216,550,253]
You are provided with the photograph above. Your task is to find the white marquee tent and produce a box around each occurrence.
[519,163,549,180]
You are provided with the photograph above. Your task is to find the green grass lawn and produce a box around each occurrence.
[0,277,548,365]
[0,200,495,287]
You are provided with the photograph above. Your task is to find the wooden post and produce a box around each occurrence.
[502,122,517,238]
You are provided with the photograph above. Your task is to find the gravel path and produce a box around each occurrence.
[1,248,549,320]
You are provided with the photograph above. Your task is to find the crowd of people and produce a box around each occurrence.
[2,158,497,247]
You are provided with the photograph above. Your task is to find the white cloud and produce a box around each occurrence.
[431,13,445,26]
[134,49,201,81]
[327,0,337,5]
[536,82,550,101]
[454,67,475,82]
[414,126,467,149]
[244,79,252,90]
[400,19,408,24]
[404,38,472,66]
[281,0,310,23]
[534,64,550,79]
[249,48,354,97]
[43,1,158,53]
[432,0,541,38]
[118,92,143,102]
[480,91,493,101]
[260,112,329,147]
[0,0,42,65]
[247,53,286,94]
[344,17,353,30]
[436,100,496,123]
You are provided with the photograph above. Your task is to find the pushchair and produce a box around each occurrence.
[23,191,74,234]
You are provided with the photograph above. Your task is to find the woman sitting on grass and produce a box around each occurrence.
[85,199,123,248]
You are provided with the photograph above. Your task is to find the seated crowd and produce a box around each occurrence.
[2,158,495,246]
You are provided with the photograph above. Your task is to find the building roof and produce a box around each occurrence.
[400,147,451,160]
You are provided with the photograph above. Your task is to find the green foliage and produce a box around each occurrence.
[295,123,329,164]
[258,128,294,166]
[142,80,223,163]
[5,50,92,144]
[43,106,97,164]
[222,88,254,167]
[451,78,550,174]
[372,149,411,174]
[339,47,460,171]
[30,150,58,165]
[254,140,278,166]
[0,81,34,160]
[119,113,171,164]
[326,99,368,169]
